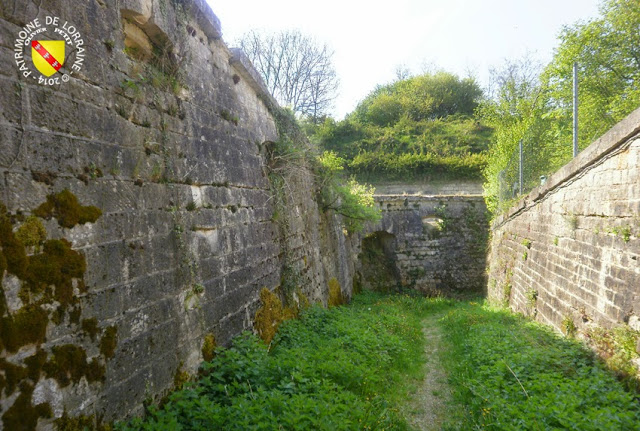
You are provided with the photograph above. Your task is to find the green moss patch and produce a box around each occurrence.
[1,382,52,431]
[15,216,47,249]
[0,304,49,353]
[23,239,86,307]
[0,205,28,278]
[201,333,216,362]
[82,318,100,341]
[43,344,105,387]
[33,189,102,229]
[100,326,118,359]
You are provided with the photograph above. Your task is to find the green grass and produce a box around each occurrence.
[440,302,640,430]
[116,294,640,430]
[116,292,453,431]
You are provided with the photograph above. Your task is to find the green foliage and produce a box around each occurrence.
[353,72,482,125]
[116,292,449,431]
[585,324,640,391]
[440,303,640,430]
[308,72,492,183]
[482,0,640,215]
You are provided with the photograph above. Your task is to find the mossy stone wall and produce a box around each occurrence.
[0,0,355,427]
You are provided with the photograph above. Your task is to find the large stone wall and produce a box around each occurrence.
[356,194,488,296]
[487,108,640,334]
[0,0,354,427]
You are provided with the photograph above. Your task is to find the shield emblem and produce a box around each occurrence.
[31,40,65,77]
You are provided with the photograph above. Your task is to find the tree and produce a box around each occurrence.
[543,0,640,146]
[237,29,339,122]
[352,72,483,126]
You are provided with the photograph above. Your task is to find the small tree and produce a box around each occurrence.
[237,29,339,122]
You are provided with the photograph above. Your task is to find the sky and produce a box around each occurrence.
[208,0,602,119]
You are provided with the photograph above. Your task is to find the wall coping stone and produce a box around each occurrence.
[493,106,640,229]
[228,48,279,109]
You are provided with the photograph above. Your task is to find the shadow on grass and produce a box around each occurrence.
[439,302,640,431]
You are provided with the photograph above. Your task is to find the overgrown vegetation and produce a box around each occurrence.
[117,292,640,430]
[116,292,449,431]
[266,106,380,235]
[440,303,640,430]
[481,0,640,214]
[307,72,492,183]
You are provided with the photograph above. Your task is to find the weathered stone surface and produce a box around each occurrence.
[357,195,488,296]
[0,0,355,428]
[488,108,640,335]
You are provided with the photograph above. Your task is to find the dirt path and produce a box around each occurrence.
[404,313,452,431]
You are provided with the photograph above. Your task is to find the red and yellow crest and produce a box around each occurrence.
[31,40,65,77]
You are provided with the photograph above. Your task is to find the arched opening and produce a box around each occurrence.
[355,231,402,293]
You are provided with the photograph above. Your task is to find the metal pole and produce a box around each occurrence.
[573,62,578,158]
[519,139,523,195]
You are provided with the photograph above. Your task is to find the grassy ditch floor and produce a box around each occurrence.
[116,292,452,430]
[116,294,640,430]
[440,303,640,430]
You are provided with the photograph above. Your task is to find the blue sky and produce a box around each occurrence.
[208,0,602,119]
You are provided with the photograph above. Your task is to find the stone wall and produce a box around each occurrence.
[0,0,354,427]
[356,194,488,296]
[487,108,640,334]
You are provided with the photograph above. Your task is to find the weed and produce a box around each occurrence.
[562,316,577,337]
[553,236,559,246]
[525,289,537,307]
[185,202,197,212]
[521,238,531,249]
[522,250,528,261]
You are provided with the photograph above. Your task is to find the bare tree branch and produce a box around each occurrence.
[237,29,339,121]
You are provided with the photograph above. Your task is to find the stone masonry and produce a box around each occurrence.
[357,194,488,296]
[487,107,640,333]
[0,0,354,427]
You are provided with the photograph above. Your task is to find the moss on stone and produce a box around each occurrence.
[0,358,27,396]
[81,318,100,341]
[0,304,49,353]
[201,333,216,362]
[2,382,52,431]
[15,216,47,249]
[254,288,286,344]
[33,189,102,229]
[0,205,28,279]
[69,306,82,325]
[100,326,118,359]
[328,277,344,307]
[55,412,113,431]
[43,344,105,387]
[24,239,86,308]
[173,365,190,389]
[24,349,47,381]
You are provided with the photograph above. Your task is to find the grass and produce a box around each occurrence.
[440,302,640,430]
[115,293,640,430]
[116,292,453,431]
